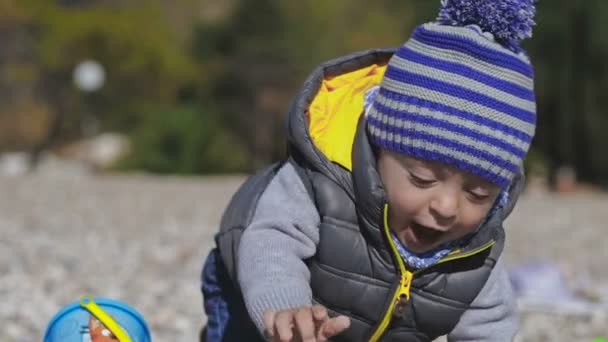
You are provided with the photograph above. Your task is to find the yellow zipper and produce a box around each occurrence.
[369,205,413,342]
[367,205,496,341]
[427,240,495,269]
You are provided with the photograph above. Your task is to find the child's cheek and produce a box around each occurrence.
[387,203,413,233]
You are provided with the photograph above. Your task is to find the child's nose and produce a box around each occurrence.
[429,191,459,225]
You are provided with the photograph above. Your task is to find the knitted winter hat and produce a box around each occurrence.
[367,0,537,188]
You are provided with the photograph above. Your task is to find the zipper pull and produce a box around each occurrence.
[393,271,413,318]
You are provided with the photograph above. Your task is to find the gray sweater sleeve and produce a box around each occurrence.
[447,255,519,342]
[237,162,321,333]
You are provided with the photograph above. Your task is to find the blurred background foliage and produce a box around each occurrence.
[0,0,607,185]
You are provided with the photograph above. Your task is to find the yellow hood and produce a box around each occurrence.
[308,64,387,171]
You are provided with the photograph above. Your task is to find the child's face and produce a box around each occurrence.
[378,150,501,254]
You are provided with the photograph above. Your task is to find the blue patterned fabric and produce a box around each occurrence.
[201,249,232,341]
[391,233,459,270]
[201,249,264,342]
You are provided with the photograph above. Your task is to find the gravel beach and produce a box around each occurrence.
[1,171,607,341]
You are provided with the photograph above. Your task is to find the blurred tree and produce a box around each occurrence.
[2,0,250,174]
[192,0,435,169]
[24,0,196,131]
[3,0,608,181]
[192,0,290,170]
[277,0,432,73]
[117,106,247,174]
[529,0,608,186]
[10,0,208,169]
[0,0,52,151]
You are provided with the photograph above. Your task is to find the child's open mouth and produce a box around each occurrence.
[406,221,445,249]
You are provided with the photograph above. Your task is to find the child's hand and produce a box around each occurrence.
[263,305,350,342]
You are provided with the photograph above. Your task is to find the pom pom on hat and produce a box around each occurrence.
[437,0,536,51]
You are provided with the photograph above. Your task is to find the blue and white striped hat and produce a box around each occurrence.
[367,0,537,188]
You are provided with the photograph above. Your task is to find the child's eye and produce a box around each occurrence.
[409,173,436,187]
[467,189,491,201]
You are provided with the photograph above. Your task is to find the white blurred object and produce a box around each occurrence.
[73,60,106,92]
[87,133,130,168]
[510,262,608,316]
[511,262,574,301]
[0,153,30,176]
[56,133,130,170]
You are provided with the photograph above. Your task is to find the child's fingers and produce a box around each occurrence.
[273,310,295,342]
[263,310,276,339]
[311,305,328,322]
[293,308,316,342]
[311,304,329,337]
[317,315,351,341]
